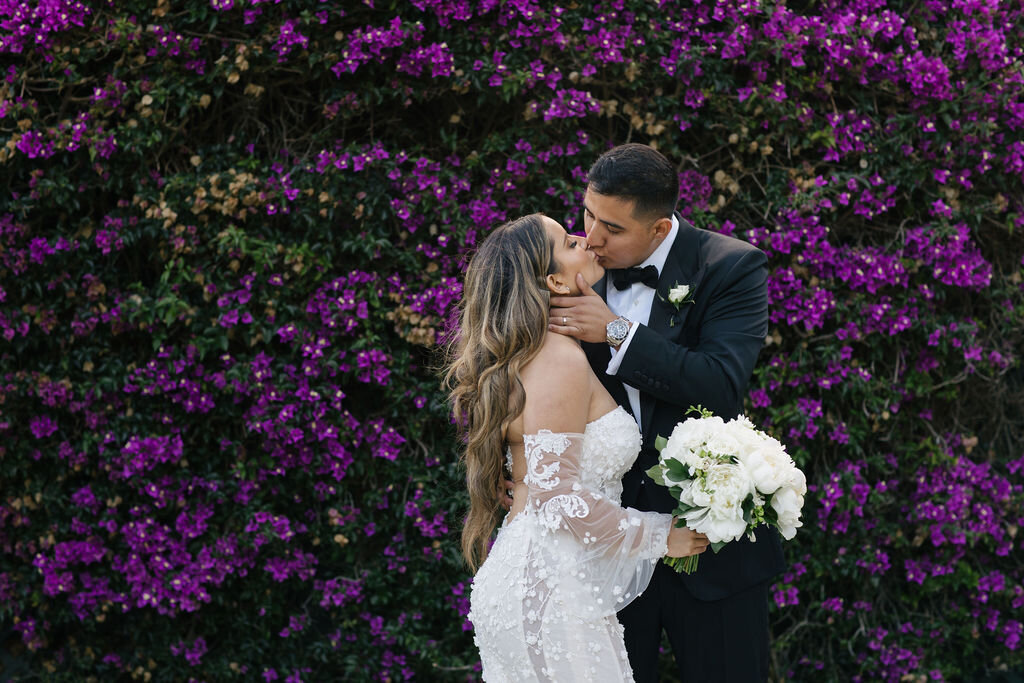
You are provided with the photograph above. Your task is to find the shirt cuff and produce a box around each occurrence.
[605,320,639,376]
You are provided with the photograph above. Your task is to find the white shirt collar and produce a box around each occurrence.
[636,214,679,277]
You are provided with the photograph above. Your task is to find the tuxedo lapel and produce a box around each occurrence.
[639,216,707,437]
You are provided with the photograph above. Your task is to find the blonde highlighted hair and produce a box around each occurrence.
[442,214,556,571]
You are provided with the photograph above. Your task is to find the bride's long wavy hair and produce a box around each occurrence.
[443,214,557,571]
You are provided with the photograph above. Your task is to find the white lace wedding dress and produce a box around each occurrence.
[468,406,673,682]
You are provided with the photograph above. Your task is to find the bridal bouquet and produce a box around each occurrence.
[646,406,806,574]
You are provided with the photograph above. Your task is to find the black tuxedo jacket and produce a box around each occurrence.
[583,216,786,601]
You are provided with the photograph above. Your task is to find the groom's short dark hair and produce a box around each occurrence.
[586,143,679,220]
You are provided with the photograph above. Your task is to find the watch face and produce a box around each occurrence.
[608,319,629,340]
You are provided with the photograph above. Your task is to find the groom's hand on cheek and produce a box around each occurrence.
[548,273,617,344]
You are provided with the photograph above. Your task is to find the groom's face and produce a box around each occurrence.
[581,187,664,270]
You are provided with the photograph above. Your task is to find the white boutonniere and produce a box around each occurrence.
[659,282,696,326]
[667,283,695,308]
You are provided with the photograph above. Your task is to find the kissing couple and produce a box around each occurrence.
[445,143,786,682]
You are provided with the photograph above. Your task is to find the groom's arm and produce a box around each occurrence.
[616,247,768,418]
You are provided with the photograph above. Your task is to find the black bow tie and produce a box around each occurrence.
[612,265,659,290]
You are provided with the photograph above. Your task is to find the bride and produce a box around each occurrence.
[444,214,709,682]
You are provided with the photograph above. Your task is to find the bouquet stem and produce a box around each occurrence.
[664,554,700,574]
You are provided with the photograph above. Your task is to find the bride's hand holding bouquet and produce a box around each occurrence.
[665,523,710,559]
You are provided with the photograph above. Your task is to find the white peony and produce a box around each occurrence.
[782,465,807,495]
[725,416,770,451]
[706,427,745,458]
[770,485,805,540]
[669,416,723,451]
[742,443,795,494]
[661,417,723,472]
[684,506,748,544]
[680,461,756,543]
[729,414,757,431]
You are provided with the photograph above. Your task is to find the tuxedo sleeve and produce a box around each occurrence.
[615,248,768,419]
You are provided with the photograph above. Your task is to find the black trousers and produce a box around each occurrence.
[618,563,771,683]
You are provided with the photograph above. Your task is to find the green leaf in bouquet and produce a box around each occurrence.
[645,464,666,486]
[747,509,767,528]
[674,501,697,515]
[710,540,728,554]
[665,459,689,481]
[741,499,767,527]
[654,434,668,452]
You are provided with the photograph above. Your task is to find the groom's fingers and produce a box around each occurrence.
[547,315,582,339]
[549,284,612,343]
[547,308,596,341]
[575,272,595,296]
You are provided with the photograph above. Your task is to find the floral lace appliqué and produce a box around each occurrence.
[524,430,570,491]
[537,493,591,531]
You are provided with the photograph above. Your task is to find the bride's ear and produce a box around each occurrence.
[545,273,572,295]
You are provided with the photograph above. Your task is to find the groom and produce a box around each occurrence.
[549,143,786,682]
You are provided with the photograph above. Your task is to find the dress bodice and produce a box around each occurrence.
[506,406,641,504]
[579,406,642,502]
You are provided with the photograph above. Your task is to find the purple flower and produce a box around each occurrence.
[29,415,58,439]
[16,130,55,158]
[543,89,601,121]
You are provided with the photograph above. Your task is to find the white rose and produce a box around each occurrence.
[770,485,805,540]
[668,284,691,303]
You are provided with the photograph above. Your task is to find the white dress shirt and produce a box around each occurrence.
[605,215,680,425]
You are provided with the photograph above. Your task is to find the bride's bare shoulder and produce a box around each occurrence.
[501,335,586,439]
[518,334,591,432]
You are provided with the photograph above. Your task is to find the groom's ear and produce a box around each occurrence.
[545,273,572,295]
[652,216,672,240]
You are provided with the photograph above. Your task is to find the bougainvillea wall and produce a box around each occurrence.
[2,0,1023,681]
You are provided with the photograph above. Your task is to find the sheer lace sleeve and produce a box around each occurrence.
[523,430,672,613]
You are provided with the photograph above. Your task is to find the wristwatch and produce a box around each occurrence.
[606,316,632,348]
